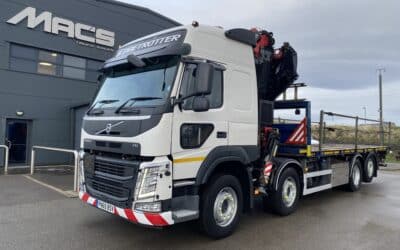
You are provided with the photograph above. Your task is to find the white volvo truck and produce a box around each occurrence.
[78,23,388,238]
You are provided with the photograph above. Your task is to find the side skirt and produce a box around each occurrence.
[302,169,332,195]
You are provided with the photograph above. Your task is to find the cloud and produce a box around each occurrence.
[121,0,400,85]
[118,0,399,123]
[298,81,399,124]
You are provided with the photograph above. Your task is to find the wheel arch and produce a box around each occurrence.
[350,153,364,175]
[271,158,304,191]
[196,146,258,213]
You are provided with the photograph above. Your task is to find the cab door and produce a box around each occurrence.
[171,62,228,180]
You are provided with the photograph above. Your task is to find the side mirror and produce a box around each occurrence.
[192,96,210,112]
[174,62,214,111]
[194,63,213,96]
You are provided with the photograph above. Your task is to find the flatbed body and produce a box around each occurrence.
[311,144,387,156]
[270,99,388,196]
[272,100,388,159]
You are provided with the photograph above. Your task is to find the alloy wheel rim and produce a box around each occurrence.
[367,160,374,178]
[353,165,361,186]
[213,187,238,227]
[282,177,297,207]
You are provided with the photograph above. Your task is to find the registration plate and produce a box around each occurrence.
[97,200,115,213]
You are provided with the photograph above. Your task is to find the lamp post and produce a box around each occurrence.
[377,68,385,145]
[362,106,366,124]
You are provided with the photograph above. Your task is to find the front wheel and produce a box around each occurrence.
[199,175,243,239]
[269,168,300,216]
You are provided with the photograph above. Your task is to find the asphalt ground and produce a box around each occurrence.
[0,168,399,250]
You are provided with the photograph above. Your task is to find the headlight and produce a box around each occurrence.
[135,165,160,199]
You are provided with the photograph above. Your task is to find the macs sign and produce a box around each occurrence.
[7,7,115,48]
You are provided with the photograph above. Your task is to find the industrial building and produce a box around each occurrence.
[0,0,179,166]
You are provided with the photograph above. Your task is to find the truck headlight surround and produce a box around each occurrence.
[136,166,160,199]
[135,164,161,200]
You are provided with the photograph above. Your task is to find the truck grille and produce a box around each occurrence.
[95,160,126,177]
[90,179,129,198]
[83,154,140,208]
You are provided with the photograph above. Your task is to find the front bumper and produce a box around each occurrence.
[79,151,174,227]
[79,191,174,227]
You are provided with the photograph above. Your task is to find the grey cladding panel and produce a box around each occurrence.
[331,162,349,187]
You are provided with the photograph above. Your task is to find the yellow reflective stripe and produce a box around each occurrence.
[307,145,312,157]
[173,156,205,164]
[299,149,307,154]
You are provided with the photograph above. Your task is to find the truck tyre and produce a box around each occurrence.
[363,154,376,183]
[348,159,362,191]
[199,174,243,239]
[270,168,300,216]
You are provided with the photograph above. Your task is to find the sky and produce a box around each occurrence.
[120,0,399,124]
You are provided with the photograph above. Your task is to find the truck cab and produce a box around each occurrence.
[79,24,260,236]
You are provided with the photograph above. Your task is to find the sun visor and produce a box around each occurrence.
[103,29,189,69]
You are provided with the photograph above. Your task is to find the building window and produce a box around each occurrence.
[10,44,36,60]
[37,61,57,75]
[63,55,86,80]
[37,50,60,76]
[9,44,102,82]
[38,50,59,63]
[9,57,37,73]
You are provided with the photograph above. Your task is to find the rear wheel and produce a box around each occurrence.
[348,159,362,191]
[270,168,300,216]
[363,154,376,183]
[199,175,243,239]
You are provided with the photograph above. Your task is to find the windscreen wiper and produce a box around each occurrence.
[87,99,119,115]
[115,97,162,114]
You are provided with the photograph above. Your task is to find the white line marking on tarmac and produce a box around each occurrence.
[23,175,78,198]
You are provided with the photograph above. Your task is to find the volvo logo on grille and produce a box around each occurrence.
[96,121,124,135]
[105,123,112,134]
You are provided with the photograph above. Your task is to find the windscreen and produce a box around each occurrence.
[90,56,179,113]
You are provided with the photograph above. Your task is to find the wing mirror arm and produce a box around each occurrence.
[173,94,196,112]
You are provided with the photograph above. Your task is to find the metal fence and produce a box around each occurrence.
[315,111,393,152]
[30,146,79,192]
[275,111,394,152]
[0,145,9,175]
